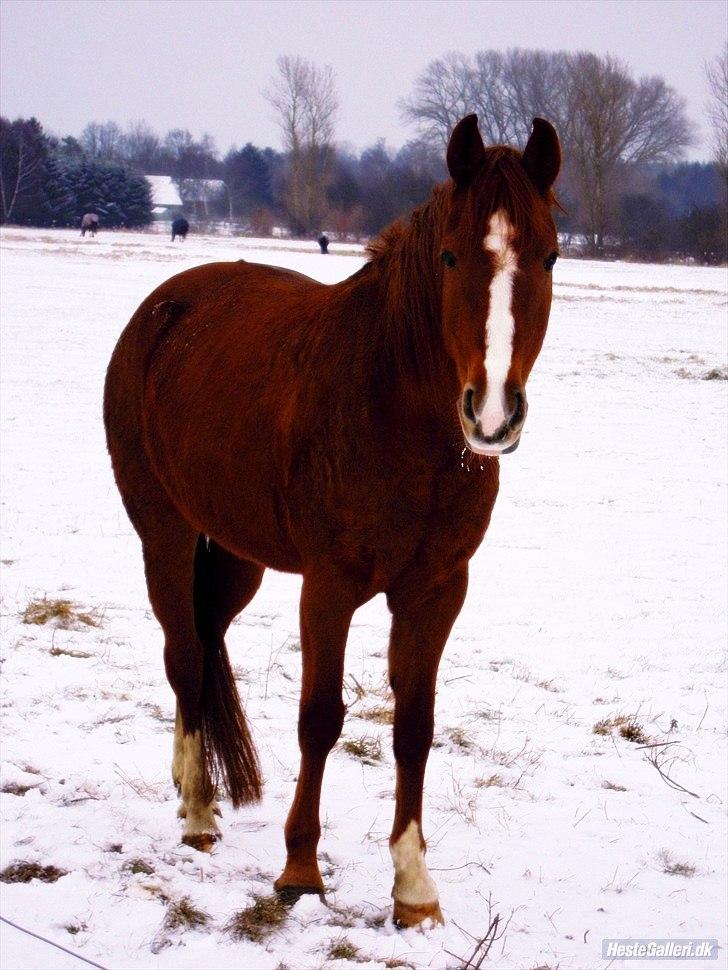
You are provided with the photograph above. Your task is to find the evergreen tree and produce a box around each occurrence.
[0,116,52,224]
[62,159,153,228]
[223,143,278,218]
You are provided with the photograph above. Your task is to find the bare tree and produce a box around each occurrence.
[402,48,692,253]
[122,121,161,172]
[400,49,571,149]
[568,53,692,251]
[705,44,728,181]
[501,49,573,148]
[265,55,338,234]
[80,121,125,161]
[399,52,473,149]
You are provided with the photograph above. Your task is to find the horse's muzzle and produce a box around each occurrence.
[460,387,527,456]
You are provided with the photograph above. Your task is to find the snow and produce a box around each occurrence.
[1,226,726,970]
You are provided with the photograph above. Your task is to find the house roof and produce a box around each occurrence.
[145,175,182,207]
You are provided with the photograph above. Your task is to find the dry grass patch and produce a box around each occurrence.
[22,596,100,630]
[602,780,627,792]
[1,781,37,796]
[341,736,383,765]
[476,773,507,789]
[593,714,650,744]
[658,849,697,877]
[445,726,473,750]
[511,664,561,692]
[326,936,362,961]
[124,858,154,876]
[164,896,209,931]
[0,861,66,883]
[326,902,362,929]
[433,725,474,751]
[49,645,93,658]
[355,704,394,725]
[225,893,289,942]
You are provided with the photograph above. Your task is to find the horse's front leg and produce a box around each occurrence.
[274,570,357,897]
[386,565,469,927]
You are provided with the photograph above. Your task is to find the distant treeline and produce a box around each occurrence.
[1,109,726,263]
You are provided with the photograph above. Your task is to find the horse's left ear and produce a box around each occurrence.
[521,118,561,196]
[447,114,487,188]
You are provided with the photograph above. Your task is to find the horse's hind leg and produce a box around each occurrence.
[135,512,220,849]
[109,445,263,848]
[142,523,264,850]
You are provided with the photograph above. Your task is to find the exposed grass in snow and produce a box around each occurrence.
[163,895,210,931]
[355,704,394,725]
[326,935,363,961]
[601,779,627,792]
[21,595,100,630]
[1,781,37,796]
[0,861,67,883]
[657,849,698,877]
[593,713,651,744]
[225,893,290,942]
[123,858,155,875]
[341,736,383,764]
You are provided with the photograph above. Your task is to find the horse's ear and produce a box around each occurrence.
[521,118,561,196]
[447,114,486,188]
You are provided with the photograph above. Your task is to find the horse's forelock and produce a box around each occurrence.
[464,147,556,253]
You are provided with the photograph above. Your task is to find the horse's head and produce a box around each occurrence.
[440,115,561,456]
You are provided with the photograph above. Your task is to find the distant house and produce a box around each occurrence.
[145,175,183,220]
[178,179,228,219]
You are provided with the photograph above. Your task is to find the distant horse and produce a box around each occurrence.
[104,115,561,927]
[80,213,99,237]
[318,233,329,254]
[171,217,189,242]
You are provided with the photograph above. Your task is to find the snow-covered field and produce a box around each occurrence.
[1,227,726,970]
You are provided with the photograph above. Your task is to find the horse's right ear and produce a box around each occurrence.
[521,118,561,196]
[447,114,486,188]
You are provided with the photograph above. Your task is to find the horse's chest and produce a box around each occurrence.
[310,461,498,594]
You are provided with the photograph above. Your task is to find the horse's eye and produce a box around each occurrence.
[544,251,558,272]
[441,250,457,268]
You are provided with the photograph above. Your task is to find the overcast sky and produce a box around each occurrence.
[1,0,726,160]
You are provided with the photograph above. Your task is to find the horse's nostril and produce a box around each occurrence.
[463,388,476,423]
[511,389,526,426]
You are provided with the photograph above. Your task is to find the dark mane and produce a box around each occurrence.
[364,184,452,379]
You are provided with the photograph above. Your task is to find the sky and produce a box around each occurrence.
[1,0,726,161]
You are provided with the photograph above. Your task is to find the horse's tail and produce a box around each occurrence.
[192,535,263,807]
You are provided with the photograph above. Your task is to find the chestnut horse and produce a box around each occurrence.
[104,115,561,927]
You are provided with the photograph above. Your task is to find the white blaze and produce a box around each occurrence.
[479,211,517,436]
[390,820,439,907]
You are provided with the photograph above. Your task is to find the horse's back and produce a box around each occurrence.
[110,259,320,368]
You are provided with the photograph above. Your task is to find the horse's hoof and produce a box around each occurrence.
[273,883,325,907]
[182,831,220,853]
[393,898,444,928]
[273,862,325,905]
[274,859,325,896]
